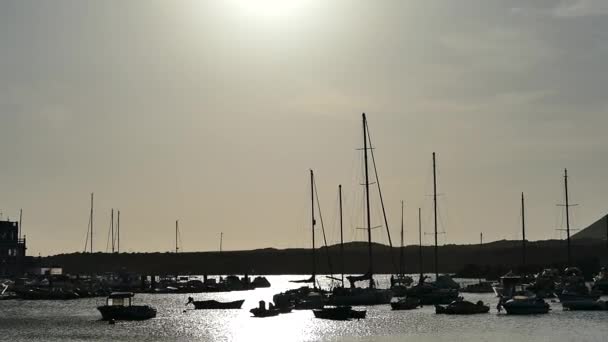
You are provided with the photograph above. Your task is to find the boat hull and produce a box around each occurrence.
[192,300,244,310]
[249,308,280,317]
[97,305,157,321]
[502,302,549,315]
[313,306,366,320]
[562,300,607,311]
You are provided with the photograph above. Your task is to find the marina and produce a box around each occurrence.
[2,275,608,341]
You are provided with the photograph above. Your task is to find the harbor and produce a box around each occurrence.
[2,275,608,342]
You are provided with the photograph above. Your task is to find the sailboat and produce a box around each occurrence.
[405,152,459,305]
[390,201,414,297]
[313,184,368,320]
[326,113,393,306]
[273,170,326,310]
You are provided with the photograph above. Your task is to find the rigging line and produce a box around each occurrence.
[364,119,398,275]
[313,176,334,278]
[105,212,112,253]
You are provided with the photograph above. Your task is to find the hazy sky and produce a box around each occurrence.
[1,0,608,256]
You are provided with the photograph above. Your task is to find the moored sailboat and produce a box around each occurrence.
[327,113,392,306]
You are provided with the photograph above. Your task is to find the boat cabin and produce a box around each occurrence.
[106,292,135,306]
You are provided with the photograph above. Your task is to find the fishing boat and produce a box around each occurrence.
[435,300,490,315]
[557,267,601,302]
[186,297,244,309]
[327,114,393,306]
[97,292,156,321]
[250,301,280,318]
[390,296,421,310]
[313,305,366,320]
[498,295,550,315]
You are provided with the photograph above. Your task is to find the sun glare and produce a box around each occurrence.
[229,0,313,19]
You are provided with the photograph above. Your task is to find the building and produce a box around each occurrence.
[0,220,26,277]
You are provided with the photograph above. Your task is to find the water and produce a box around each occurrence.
[0,275,606,341]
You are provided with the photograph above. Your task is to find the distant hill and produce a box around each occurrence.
[573,214,608,240]
[42,239,608,278]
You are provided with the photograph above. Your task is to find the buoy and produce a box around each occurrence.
[183,310,187,313]
[109,319,116,325]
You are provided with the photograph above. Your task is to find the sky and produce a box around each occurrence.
[1,0,608,256]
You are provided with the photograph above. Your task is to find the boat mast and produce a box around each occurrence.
[362,113,373,288]
[18,209,22,239]
[433,152,439,280]
[90,193,94,253]
[111,209,114,253]
[310,169,316,289]
[175,220,179,253]
[521,192,526,268]
[117,210,120,253]
[564,168,571,266]
[400,201,405,277]
[220,232,223,253]
[418,207,423,278]
[479,232,483,283]
[339,184,344,287]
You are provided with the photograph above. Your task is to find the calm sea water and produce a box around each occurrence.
[0,274,607,342]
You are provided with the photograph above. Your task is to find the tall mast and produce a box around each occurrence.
[433,152,439,280]
[111,209,114,253]
[479,232,483,283]
[175,220,179,253]
[220,232,223,253]
[339,184,344,286]
[521,192,526,267]
[400,201,405,276]
[18,209,22,239]
[362,113,373,287]
[90,193,94,253]
[564,168,571,265]
[310,169,316,288]
[117,210,120,253]
[418,207,423,278]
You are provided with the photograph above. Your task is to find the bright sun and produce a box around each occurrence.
[229,0,313,19]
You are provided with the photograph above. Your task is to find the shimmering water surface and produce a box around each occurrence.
[1,275,607,341]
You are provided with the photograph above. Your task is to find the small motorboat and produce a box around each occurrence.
[562,299,607,311]
[250,301,280,318]
[313,306,366,320]
[390,297,421,310]
[186,297,244,309]
[498,295,550,315]
[435,300,490,315]
[97,292,156,321]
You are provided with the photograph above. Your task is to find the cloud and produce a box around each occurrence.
[552,0,608,17]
